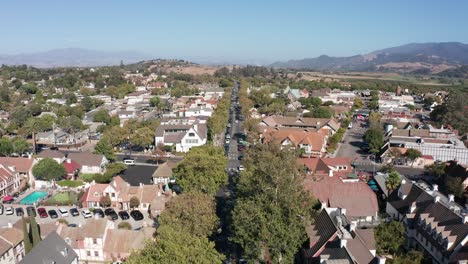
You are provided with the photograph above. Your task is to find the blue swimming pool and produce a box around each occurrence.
[20,192,48,205]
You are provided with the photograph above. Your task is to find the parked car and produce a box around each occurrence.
[26,206,36,217]
[16,207,24,216]
[104,208,118,220]
[238,165,245,171]
[5,206,14,215]
[123,159,135,166]
[38,208,48,218]
[48,209,58,219]
[118,211,130,220]
[68,224,77,228]
[93,208,105,218]
[130,210,144,221]
[81,209,92,218]
[69,208,79,217]
[58,208,69,217]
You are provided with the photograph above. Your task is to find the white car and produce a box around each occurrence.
[123,159,135,166]
[5,206,14,215]
[238,165,245,171]
[58,208,69,217]
[81,209,92,218]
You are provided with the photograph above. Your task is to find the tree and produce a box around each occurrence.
[368,111,382,129]
[159,192,218,238]
[445,176,464,200]
[126,225,225,264]
[100,195,111,207]
[391,250,424,264]
[363,128,384,154]
[22,217,33,254]
[24,117,53,154]
[12,137,29,154]
[149,96,161,107]
[425,163,446,179]
[173,146,228,195]
[130,196,140,209]
[81,96,94,111]
[32,158,66,181]
[0,137,13,156]
[405,148,422,167]
[58,116,83,142]
[379,163,396,174]
[368,100,379,110]
[94,137,115,161]
[93,109,111,124]
[231,143,315,263]
[105,163,127,177]
[311,106,333,118]
[129,127,154,148]
[29,216,41,247]
[386,171,401,192]
[375,221,406,255]
[353,97,364,109]
[118,221,132,230]
[430,91,468,134]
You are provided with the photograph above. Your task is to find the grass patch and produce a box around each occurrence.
[57,180,84,188]
[43,192,77,206]
[79,173,95,182]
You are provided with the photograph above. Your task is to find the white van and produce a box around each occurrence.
[124,159,135,166]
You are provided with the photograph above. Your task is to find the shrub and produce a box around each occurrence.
[57,218,69,225]
[57,180,84,188]
[118,221,132,230]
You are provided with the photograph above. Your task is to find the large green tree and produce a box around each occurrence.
[22,217,33,254]
[363,128,384,154]
[159,192,218,238]
[375,221,406,255]
[231,143,315,263]
[94,137,115,161]
[126,225,224,264]
[129,127,154,148]
[0,137,14,156]
[29,216,41,247]
[405,148,422,167]
[173,146,227,195]
[386,171,401,192]
[32,158,66,181]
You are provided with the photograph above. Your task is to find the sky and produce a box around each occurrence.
[1,0,467,63]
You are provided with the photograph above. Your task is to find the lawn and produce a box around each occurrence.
[79,173,95,182]
[57,180,84,188]
[43,192,77,206]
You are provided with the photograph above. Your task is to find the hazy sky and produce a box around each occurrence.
[1,0,467,62]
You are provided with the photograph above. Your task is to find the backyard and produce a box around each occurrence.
[43,191,78,206]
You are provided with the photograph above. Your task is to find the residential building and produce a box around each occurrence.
[0,157,35,185]
[260,116,340,135]
[152,161,177,184]
[386,180,468,264]
[0,224,25,264]
[0,164,21,197]
[124,90,151,105]
[301,206,380,263]
[298,157,379,222]
[67,152,108,174]
[20,231,78,264]
[63,159,80,179]
[36,149,66,164]
[154,120,207,152]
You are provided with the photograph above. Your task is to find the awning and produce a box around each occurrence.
[3,196,13,202]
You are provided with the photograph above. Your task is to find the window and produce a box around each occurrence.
[94,251,99,257]
[111,193,115,198]
[87,251,91,257]
[185,139,198,144]
[93,238,97,244]
[188,133,195,137]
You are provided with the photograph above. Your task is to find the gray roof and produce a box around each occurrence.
[20,231,78,264]
[67,152,105,167]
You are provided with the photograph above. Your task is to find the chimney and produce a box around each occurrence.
[410,202,417,213]
[401,179,407,184]
[448,194,455,203]
[340,239,347,248]
[328,170,333,177]
[321,202,327,209]
[340,208,346,216]
[432,184,438,192]
[378,257,386,264]
[463,213,468,224]
[434,196,440,203]
[349,221,357,232]
[66,158,71,164]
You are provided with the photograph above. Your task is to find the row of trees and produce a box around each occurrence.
[207,88,232,142]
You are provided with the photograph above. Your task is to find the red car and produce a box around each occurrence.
[37,207,48,218]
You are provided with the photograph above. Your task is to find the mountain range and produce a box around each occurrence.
[270,42,468,74]
[0,48,150,68]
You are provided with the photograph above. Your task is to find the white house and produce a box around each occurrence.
[67,152,108,174]
[155,122,207,153]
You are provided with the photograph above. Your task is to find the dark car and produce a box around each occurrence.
[118,211,130,220]
[104,208,118,220]
[69,208,79,217]
[93,208,105,218]
[68,223,77,227]
[26,206,36,217]
[130,210,144,221]
[15,207,24,216]
[37,207,48,218]
[48,209,58,219]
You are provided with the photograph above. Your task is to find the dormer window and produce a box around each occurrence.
[93,192,99,197]
[189,133,195,137]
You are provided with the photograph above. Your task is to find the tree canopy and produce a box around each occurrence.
[32,158,66,181]
[173,146,228,195]
[363,128,384,154]
[94,137,115,161]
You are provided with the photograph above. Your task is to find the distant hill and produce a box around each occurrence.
[270,42,468,73]
[0,48,151,68]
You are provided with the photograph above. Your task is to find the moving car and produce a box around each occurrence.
[37,208,48,218]
[118,211,130,220]
[5,206,14,215]
[81,209,92,219]
[26,206,36,217]
[69,208,79,217]
[104,208,118,220]
[15,207,24,216]
[130,210,144,221]
[48,209,58,219]
[58,208,69,217]
[93,208,105,218]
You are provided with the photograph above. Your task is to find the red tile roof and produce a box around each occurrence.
[63,160,80,175]
[0,157,34,173]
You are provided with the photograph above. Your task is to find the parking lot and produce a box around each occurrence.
[0,204,156,230]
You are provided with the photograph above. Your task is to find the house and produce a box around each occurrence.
[260,127,328,157]
[37,149,66,164]
[148,81,168,89]
[152,161,177,184]
[20,231,78,264]
[117,110,136,120]
[301,207,380,264]
[0,223,25,264]
[260,116,340,135]
[0,164,21,197]
[103,227,154,262]
[0,157,35,185]
[67,152,108,174]
[386,180,468,264]
[124,90,151,105]
[63,159,80,179]
[298,157,379,222]
[155,122,207,152]
[82,176,172,216]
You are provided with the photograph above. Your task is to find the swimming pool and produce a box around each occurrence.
[20,192,48,205]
